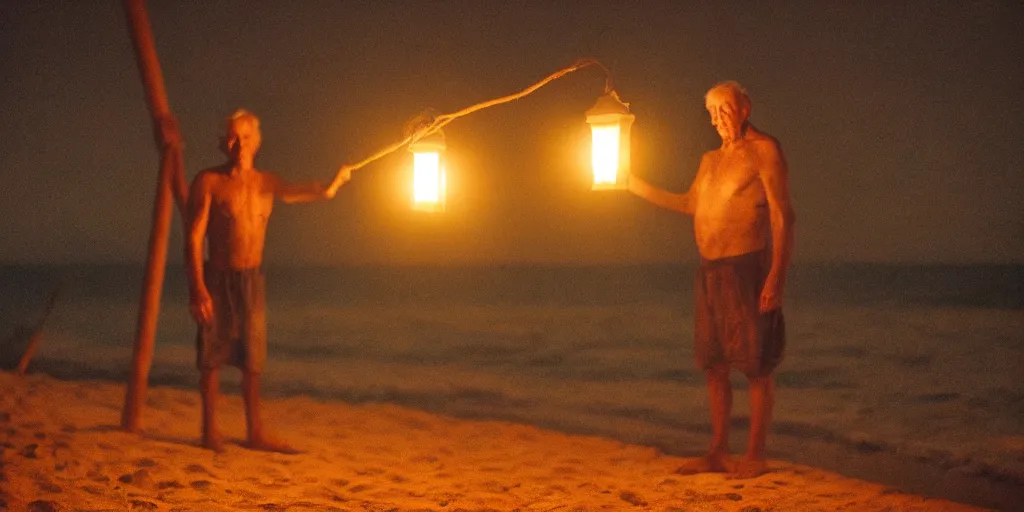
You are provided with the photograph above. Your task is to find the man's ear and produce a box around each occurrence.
[219,136,230,156]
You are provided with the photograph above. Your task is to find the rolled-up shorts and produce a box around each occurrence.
[196,267,267,373]
[694,249,785,378]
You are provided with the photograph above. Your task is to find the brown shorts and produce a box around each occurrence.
[694,250,785,378]
[196,267,267,373]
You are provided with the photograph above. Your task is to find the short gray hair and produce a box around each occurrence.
[225,109,260,131]
[706,81,751,110]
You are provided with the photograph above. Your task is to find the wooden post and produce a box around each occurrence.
[120,0,187,432]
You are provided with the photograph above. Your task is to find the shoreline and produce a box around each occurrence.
[2,371,1013,511]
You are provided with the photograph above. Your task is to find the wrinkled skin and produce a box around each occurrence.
[184,112,352,453]
[628,84,795,478]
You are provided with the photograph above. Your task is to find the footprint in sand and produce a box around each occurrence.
[26,500,60,512]
[128,499,159,510]
[20,443,38,458]
[118,469,154,489]
[34,478,62,494]
[157,480,185,490]
[255,504,288,512]
[684,489,745,502]
[619,491,647,506]
[184,463,214,476]
[79,484,105,495]
[134,457,158,468]
[190,479,213,490]
[86,470,109,483]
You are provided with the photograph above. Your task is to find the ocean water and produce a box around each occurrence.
[1,263,1022,502]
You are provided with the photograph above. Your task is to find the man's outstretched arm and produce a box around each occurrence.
[273,165,353,203]
[627,154,708,216]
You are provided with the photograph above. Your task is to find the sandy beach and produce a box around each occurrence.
[0,371,992,512]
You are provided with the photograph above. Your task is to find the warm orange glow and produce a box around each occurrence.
[590,123,621,187]
[408,129,447,212]
[412,152,445,212]
[585,91,634,191]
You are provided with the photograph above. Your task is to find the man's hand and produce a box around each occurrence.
[154,115,183,151]
[325,165,354,198]
[759,277,783,312]
[189,289,214,325]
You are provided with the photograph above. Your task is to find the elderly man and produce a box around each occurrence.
[185,109,352,452]
[628,82,795,478]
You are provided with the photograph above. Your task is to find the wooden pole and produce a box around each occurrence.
[120,0,186,432]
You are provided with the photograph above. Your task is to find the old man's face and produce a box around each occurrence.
[705,89,749,144]
[223,117,262,163]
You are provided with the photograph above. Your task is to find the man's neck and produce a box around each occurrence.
[227,161,255,175]
[721,122,753,148]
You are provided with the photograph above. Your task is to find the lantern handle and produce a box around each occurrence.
[341,58,616,174]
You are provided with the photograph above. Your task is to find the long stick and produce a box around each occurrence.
[345,58,611,173]
[15,285,62,376]
[120,0,185,433]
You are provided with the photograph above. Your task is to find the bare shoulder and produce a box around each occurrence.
[256,168,283,190]
[745,130,785,172]
[190,167,222,193]
[748,129,783,155]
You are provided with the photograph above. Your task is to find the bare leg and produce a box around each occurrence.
[731,373,774,478]
[200,367,225,452]
[676,364,734,474]
[241,370,297,453]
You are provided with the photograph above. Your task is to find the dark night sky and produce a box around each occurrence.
[1,1,1020,266]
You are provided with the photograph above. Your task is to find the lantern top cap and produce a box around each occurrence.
[408,127,446,153]
[586,90,631,119]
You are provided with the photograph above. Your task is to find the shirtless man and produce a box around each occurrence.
[185,109,352,452]
[628,82,795,478]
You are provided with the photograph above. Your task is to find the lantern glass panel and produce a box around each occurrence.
[412,151,445,212]
[591,123,621,186]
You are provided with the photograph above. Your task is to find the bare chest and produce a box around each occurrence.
[209,175,274,223]
[699,146,764,202]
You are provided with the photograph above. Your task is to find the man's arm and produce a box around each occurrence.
[271,165,353,204]
[756,139,796,312]
[627,154,709,216]
[185,173,213,324]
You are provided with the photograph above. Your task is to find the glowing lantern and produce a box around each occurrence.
[585,90,634,190]
[408,128,447,212]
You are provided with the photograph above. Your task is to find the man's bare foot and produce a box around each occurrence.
[674,451,734,474]
[246,434,300,454]
[202,431,225,453]
[728,456,767,479]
